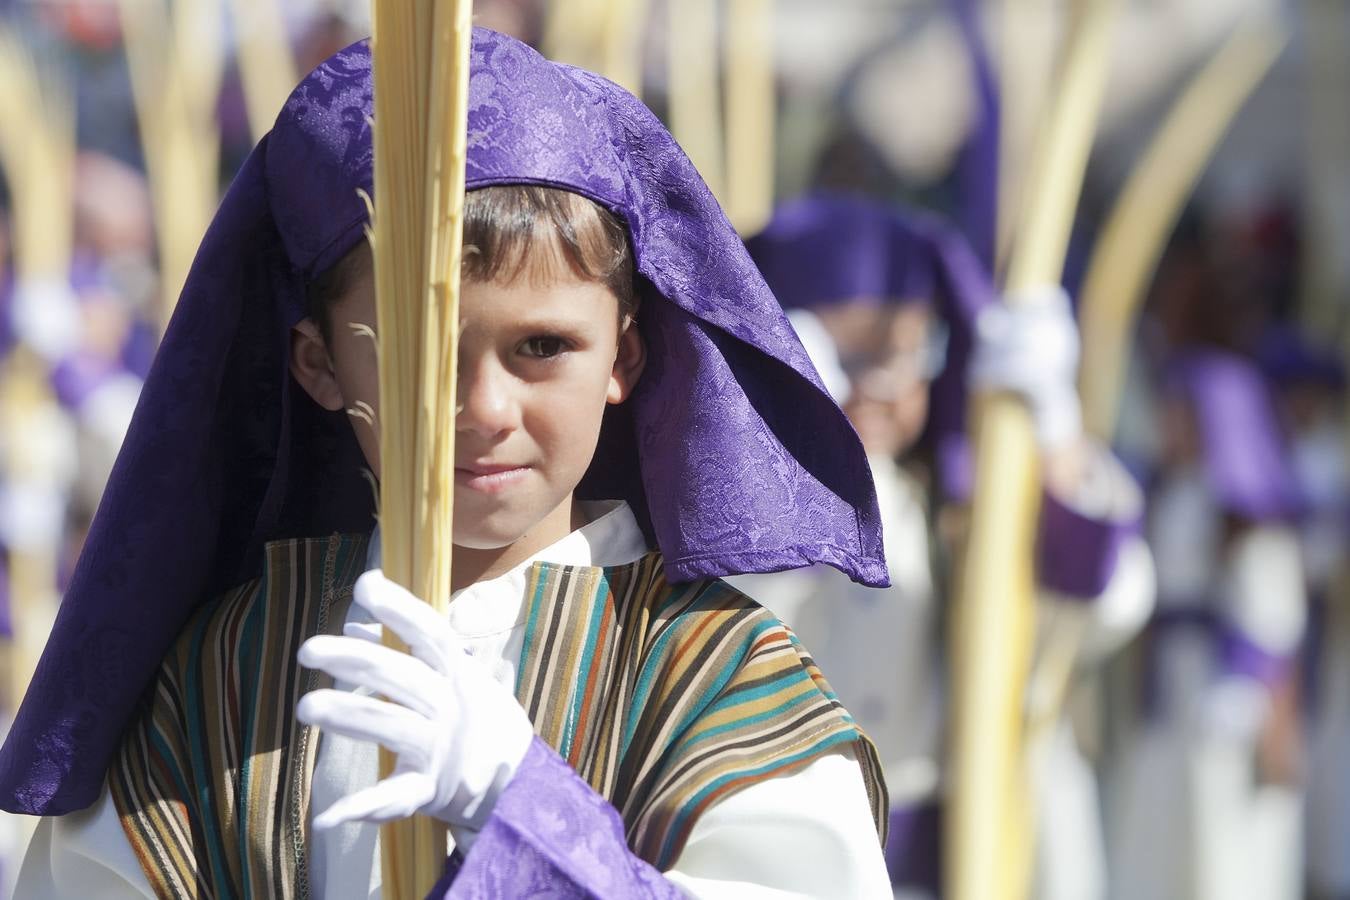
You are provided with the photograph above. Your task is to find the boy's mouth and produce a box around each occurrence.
[455,462,531,494]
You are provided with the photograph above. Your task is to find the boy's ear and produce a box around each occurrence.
[607,323,646,405]
[290,319,345,411]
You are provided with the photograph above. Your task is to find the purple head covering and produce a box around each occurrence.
[0,30,886,816]
[951,0,999,270]
[746,193,995,498]
[745,194,939,310]
[1168,349,1302,522]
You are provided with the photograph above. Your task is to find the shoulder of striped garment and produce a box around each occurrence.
[515,550,891,871]
[109,532,369,899]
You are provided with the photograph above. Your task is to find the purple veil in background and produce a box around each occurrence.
[745,192,997,499]
[0,29,886,816]
[1168,349,1302,523]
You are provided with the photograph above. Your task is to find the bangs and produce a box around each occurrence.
[462,185,637,318]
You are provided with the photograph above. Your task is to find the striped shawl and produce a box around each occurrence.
[111,534,888,897]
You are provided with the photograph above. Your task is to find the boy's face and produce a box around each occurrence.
[291,260,645,553]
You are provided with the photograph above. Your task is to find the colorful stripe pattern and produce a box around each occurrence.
[515,553,889,869]
[110,536,887,894]
[110,534,366,898]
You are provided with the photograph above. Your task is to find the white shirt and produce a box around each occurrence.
[17,501,890,898]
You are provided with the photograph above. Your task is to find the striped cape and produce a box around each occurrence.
[111,534,888,897]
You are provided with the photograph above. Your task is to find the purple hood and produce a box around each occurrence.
[746,192,996,499]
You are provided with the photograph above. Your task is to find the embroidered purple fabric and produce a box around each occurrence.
[1168,349,1303,522]
[435,737,681,899]
[745,193,993,502]
[0,29,886,816]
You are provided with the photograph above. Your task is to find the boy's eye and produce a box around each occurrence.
[521,336,569,359]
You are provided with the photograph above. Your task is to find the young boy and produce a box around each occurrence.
[3,31,891,897]
[737,194,1154,900]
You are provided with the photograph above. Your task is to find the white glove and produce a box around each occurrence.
[969,284,1082,449]
[296,570,536,833]
[0,482,66,551]
[12,277,82,364]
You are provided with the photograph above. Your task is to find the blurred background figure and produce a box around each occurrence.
[0,2,1341,900]
[1108,348,1306,900]
[1260,330,1350,900]
[736,192,1151,900]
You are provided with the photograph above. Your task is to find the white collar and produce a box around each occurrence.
[365,500,649,637]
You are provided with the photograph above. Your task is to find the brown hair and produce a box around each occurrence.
[305,185,637,339]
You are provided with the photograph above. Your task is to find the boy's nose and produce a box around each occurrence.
[456,359,520,438]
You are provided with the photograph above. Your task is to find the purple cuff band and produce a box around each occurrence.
[1142,609,1295,716]
[1219,626,1296,687]
[885,802,942,895]
[439,737,680,898]
[1036,488,1137,600]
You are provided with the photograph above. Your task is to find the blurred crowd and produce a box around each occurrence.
[0,1,1345,898]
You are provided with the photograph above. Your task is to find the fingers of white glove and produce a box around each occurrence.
[296,689,439,766]
[342,620,383,643]
[311,770,438,831]
[971,286,1081,437]
[353,570,462,670]
[1004,283,1071,314]
[297,635,442,718]
[982,286,1074,341]
[1007,289,1078,360]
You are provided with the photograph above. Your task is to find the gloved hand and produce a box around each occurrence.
[969,284,1082,450]
[12,277,82,363]
[296,569,536,833]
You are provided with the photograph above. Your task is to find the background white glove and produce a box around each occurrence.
[296,570,536,833]
[969,284,1083,450]
[12,277,82,364]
